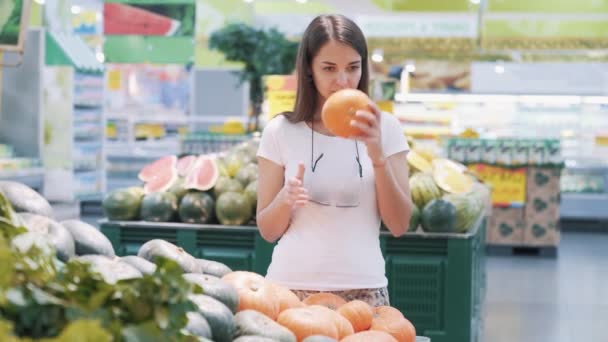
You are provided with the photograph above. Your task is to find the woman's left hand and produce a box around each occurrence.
[350,101,385,165]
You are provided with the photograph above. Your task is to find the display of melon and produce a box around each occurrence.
[184,155,220,191]
[213,177,244,199]
[442,193,483,233]
[432,158,473,194]
[140,192,179,222]
[409,172,442,209]
[406,150,432,174]
[420,198,458,233]
[215,191,252,226]
[178,191,215,224]
[102,187,145,221]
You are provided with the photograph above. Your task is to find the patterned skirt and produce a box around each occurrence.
[290,287,390,307]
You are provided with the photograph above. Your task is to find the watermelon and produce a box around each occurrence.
[138,155,177,182]
[184,155,220,191]
[213,177,244,199]
[235,163,258,187]
[178,191,215,224]
[421,198,457,233]
[244,180,257,213]
[409,172,442,209]
[140,192,178,222]
[104,3,180,36]
[215,192,252,226]
[408,204,420,231]
[442,193,483,233]
[102,187,144,221]
[177,155,198,177]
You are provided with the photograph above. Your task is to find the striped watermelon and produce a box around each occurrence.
[442,193,483,233]
[409,172,442,210]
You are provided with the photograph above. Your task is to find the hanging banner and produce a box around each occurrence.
[355,14,478,38]
[104,1,195,37]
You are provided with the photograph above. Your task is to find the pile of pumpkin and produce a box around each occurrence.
[404,147,490,234]
[136,239,417,342]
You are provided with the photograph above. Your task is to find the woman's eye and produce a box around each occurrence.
[323,66,335,71]
[349,65,360,71]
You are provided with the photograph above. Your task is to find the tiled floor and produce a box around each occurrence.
[482,231,608,342]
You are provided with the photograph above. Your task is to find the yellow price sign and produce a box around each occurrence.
[265,75,297,119]
[267,90,296,119]
[468,164,526,206]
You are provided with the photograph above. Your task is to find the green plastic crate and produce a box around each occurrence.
[99,220,274,275]
[381,218,486,342]
[100,217,486,342]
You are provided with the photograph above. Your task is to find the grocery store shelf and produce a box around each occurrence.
[0,168,44,190]
[560,192,608,219]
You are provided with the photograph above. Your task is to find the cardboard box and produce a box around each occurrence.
[523,167,561,246]
[524,219,560,246]
[487,207,525,245]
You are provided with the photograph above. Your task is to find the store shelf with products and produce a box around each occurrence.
[43,31,106,202]
[1,29,45,192]
[560,159,608,220]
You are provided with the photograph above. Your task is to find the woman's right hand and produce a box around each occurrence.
[282,162,309,208]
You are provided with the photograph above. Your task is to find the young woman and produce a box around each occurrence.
[256,14,413,307]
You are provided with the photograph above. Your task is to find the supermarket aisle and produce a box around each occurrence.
[482,231,608,342]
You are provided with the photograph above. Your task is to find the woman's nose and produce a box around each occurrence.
[335,72,349,87]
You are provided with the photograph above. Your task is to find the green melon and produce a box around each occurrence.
[215,192,252,226]
[178,191,215,224]
[213,177,244,199]
[408,204,420,231]
[235,163,258,187]
[102,187,144,221]
[409,172,443,209]
[168,177,189,202]
[421,198,457,233]
[140,192,178,222]
[443,193,483,233]
[244,180,257,213]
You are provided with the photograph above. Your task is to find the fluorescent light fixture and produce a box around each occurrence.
[371,49,384,63]
[71,5,81,14]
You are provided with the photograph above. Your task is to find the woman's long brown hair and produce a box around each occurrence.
[283,14,369,123]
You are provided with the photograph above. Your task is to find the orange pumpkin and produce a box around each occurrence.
[370,306,416,342]
[302,292,347,310]
[321,88,371,138]
[270,282,305,313]
[341,330,398,342]
[222,271,280,320]
[337,300,373,332]
[277,306,339,341]
[308,305,354,339]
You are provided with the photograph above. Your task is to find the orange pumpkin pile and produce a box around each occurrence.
[221,271,417,342]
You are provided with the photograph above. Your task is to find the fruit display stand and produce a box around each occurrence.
[381,215,487,342]
[100,214,487,342]
[99,220,274,276]
[446,138,563,253]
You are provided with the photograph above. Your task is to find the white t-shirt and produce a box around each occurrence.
[256,112,409,290]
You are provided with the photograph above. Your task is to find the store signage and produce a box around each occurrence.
[265,75,297,119]
[355,14,478,38]
[468,164,527,207]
